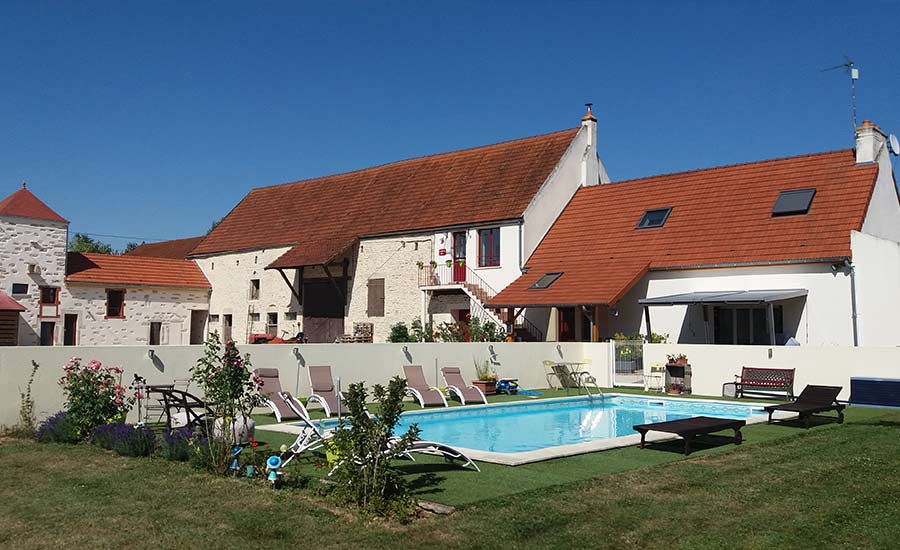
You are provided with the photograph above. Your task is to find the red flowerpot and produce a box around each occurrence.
[472,380,497,396]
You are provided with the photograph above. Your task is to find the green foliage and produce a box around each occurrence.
[190,332,264,473]
[4,361,40,438]
[410,319,435,342]
[648,332,669,344]
[387,321,414,342]
[208,217,223,234]
[122,241,140,254]
[59,358,133,439]
[324,377,421,518]
[35,411,80,443]
[437,317,506,342]
[474,359,497,382]
[68,233,113,254]
[90,422,156,457]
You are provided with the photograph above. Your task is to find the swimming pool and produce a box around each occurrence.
[280,394,771,465]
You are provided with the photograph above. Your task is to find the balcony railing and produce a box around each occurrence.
[417,263,498,303]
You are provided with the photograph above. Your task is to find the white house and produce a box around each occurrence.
[187,108,607,343]
[489,120,900,347]
[0,184,211,346]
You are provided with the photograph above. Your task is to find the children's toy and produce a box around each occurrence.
[496,378,519,395]
[266,455,283,488]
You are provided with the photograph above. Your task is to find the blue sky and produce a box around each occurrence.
[1,1,898,249]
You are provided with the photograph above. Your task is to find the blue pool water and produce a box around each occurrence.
[384,396,764,453]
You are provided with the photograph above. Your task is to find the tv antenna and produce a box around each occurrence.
[822,56,859,131]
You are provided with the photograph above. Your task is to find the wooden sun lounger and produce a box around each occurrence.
[763,385,845,428]
[633,416,746,455]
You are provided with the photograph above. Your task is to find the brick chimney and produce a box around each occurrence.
[581,104,600,186]
[855,120,886,164]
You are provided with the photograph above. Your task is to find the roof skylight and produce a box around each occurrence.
[530,272,563,290]
[636,207,672,229]
[772,188,816,216]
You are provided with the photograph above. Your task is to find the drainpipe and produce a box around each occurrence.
[849,262,859,347]
[517,221,524,271]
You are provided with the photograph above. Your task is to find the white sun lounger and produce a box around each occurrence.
[254,368,309,422]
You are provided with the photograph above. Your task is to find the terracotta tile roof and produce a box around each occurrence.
[189,128,581,267]
[0,291,26,312]
[65,252,211,289]
[488,149,879,307]
[126,236,207,259]
[0,183,67,223]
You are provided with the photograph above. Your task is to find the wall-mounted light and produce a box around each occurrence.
[147,349,155,359]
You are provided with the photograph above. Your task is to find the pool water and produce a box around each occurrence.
[389,396,764,453]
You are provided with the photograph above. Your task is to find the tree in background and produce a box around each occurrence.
[122,242,140,254]
[208,217,223,234]
[68,233,113,254]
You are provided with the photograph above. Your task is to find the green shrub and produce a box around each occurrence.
[387,322,413,342]
[60,358,133,439]
[323,377,421,519]
[35,412,80,444]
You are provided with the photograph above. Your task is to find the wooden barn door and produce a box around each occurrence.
[302,280,345,343]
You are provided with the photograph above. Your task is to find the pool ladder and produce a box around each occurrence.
[578,373,604,400]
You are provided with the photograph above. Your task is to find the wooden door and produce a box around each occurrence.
[303,280,345,343]
[63,314,77,346]
[452,231,466,283]
[222,314,233,343]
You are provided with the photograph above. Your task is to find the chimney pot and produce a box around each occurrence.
[856,119,886,164]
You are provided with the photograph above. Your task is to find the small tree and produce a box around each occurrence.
[325,377,421,518]
[410,319,435,342]
[190,332,264,473]
[68,233,113,254]
[387,321,413,343]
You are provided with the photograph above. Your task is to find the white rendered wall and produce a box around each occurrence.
[63,284,210,346]
[860,146,900,243]
[0,341,611,425]
[0,215,68,345]
[850,230,900,346]
[430,223,522,293]
[606,264,854,346]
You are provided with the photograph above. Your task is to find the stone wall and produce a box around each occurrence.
[0,215,68,345]
[64,284,210,345]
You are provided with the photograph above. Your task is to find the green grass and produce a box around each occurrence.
[3,396,899,549]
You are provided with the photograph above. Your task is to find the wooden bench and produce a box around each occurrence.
[633,416,746,455]
[735,366,795,399]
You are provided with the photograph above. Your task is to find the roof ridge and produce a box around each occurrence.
[606,148,855,187]
[250,127,580,192]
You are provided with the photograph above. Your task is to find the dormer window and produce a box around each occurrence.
[772,188,816,216]
[636,208,672,229]
[530,272,563,289]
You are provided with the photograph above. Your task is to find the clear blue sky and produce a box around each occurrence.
[1,1,898,250]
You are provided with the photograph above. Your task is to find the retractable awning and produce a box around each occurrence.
[639,289,807,346]
[639,289,807,306]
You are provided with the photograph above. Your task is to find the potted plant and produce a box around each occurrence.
[472,360,498,395]
[429,260,437,269]
[666,353,689,366]
[416,261,424,270]
[666,381,685,395]
[445,259,452,268]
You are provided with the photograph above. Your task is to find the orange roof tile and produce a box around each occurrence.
[0,183,67,223]
[489,149,879,307]
[189,128,581,267]
[0,291,26,312]
[126,236,207,259]
[65,252,211,289]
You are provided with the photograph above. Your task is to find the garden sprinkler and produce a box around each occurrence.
[266,455,283,488]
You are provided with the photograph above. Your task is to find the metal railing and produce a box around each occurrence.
[417,263,498,302]
[512,315,545,342]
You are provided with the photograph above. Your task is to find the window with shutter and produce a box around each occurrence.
[367,278,385,317]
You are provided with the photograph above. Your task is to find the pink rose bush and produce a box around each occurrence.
[59,357,134,438]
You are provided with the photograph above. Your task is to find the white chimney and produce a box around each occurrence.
[855,120,886,164]
[580,104,600,186]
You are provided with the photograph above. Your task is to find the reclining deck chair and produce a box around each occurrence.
[253,368,309,422]
[441,366,488,405]
[402,365,448,408]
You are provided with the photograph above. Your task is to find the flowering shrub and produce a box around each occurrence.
[160,427,196,462]
[475,360,498,382]
[59,357,134,439]
[190,333,264,473]
[35,411,80,444]
[90,422,156,457]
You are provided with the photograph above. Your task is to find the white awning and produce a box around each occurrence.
[639,289,807,306]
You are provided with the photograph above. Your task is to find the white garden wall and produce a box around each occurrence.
[0,342,610,426]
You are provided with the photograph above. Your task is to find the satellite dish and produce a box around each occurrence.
[889,134,900,156]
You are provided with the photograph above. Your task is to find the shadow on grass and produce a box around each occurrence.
[641,433,742,455]
[766,415,844,430]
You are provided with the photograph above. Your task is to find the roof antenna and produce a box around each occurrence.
[822,55,859,134]
[21,181,27,189]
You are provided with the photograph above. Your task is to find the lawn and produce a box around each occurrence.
[2,395,899,549]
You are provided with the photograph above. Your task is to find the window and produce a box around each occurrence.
[11,283,28,295]
[713,306,784,345]
[530,272,563,290]
[249,279,260,300]
[249,312,260,322]
[636,208,672,229]
[284,312,297,321]
[267,312,278,336]
[478,227,500,267]
[209,314,220,323]
[39,286,59,318]
[367,278,385,317]
[106,289,125,318]
[772,188,816,216]
[149,322,162,345]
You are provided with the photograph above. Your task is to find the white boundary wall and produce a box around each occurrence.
[643,343,900,401]
[0,342,610,425]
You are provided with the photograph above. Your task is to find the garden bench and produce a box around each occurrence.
[733,366,795,399]
[633,416,745,455]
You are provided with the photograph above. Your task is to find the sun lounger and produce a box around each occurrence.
[307,365,343,417]
[441,366,488,405]
[764,385,845,428]
[633,416,746,455]
[253,368,309,422]
[277,391,479,471]
[402,365,448,408]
